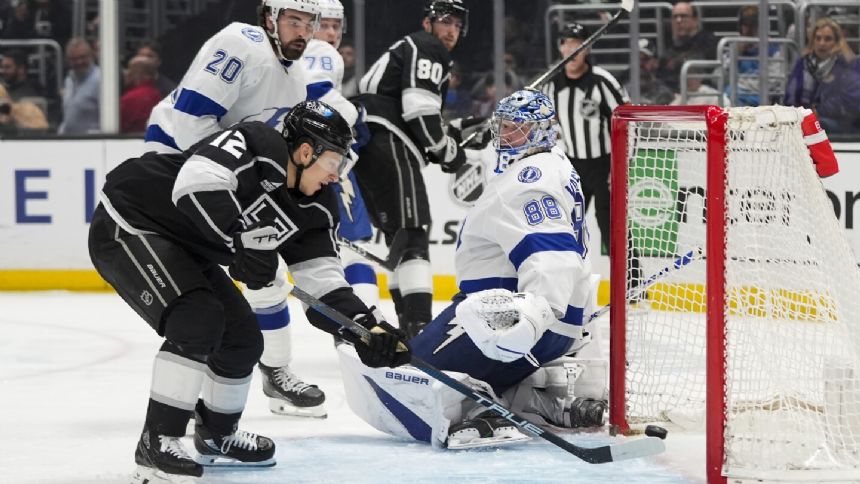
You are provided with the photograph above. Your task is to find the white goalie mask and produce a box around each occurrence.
[490,89,559,173]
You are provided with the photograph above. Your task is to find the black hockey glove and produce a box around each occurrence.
[228,222,280,290]
[427,135,466,174]
[351,308,412,368]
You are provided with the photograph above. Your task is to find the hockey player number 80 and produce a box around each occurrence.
[523,196,563,225]
[416,59,443,84]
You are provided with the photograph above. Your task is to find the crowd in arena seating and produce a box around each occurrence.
[0,0,857,137]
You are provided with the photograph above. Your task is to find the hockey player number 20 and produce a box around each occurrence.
[204,49,244,83]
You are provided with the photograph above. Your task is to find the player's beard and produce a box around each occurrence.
[282,39,308,60]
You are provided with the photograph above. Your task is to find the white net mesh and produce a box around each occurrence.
[616,106,860,481]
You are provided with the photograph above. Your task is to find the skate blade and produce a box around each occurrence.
[193,454,276,467]
[131,464,198,483]
[446,433,531,450]
[268,398,327,418]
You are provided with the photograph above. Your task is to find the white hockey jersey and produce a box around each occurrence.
[302,39,358,126]
[144,23,310,153]
[455,146,593,338]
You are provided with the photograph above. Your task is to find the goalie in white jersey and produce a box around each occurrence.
[143,0,345,420]
[337,89,609,449]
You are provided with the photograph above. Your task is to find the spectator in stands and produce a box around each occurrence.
[659,1,718,91]
[120,55,161,134]
[339,42,357,97]
[0,83,48,135]
[620,39,676,105]
[1,0,34,39]
[673,76,731,106]
[58,37,100,135]
[723,6,782,106]
[785,17,860,135]
[135,40,177,98]
[470,73,514,119]
[443,62,472,119]
[1,49,44,100]
[32,0,70,49]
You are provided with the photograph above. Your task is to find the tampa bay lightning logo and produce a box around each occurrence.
[241,27,264,43]
[518,166,542,183]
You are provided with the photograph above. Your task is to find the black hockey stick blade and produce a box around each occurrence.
[288,283,665,464]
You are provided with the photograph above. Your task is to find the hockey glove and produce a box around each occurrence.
[448,116,491,150]
[427,135,466,174]
[351,308,412,368]
[228,222,281,290]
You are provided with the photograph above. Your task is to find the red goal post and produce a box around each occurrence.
[609,105,860,483]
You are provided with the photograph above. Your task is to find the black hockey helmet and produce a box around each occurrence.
[282,100,353,177]
[423,0,469,37]
[559,22,591,43]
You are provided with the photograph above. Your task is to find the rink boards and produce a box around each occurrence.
[1,138,860,299]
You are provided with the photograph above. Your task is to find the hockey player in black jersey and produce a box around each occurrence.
[353,0,469,339]
[89,100,411,483]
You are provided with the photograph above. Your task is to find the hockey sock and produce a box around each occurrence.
[345,261,379,307]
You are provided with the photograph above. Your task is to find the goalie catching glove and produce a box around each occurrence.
[228,222,281,290]
[456,289,556,365]
[349,307,412,368]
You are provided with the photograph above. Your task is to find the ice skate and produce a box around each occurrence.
[193,423,276,467]
[259,363,327,418]
[446,411,531,449]
[132,426,202,483]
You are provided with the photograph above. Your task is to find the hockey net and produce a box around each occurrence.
[609,105,860,482]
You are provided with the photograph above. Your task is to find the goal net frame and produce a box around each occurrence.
[608,105,860,483]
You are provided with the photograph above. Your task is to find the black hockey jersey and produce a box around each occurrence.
[355,30,452,159]
[100,121,340,269]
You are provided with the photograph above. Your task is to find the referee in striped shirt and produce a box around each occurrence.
[542,22,629,254]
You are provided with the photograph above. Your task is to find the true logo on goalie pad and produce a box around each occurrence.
[242,194,299,243]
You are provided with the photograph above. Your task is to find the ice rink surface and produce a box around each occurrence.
[0,292,699,483]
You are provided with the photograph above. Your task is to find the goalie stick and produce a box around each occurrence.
[459,0,636,148]
[338,229,408,272]
[287,283,665,464]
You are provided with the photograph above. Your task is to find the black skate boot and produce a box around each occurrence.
[446,411,530,449]
[562,397,608,428]
[258,363,326,418]
[193,423,276,467]
[132,426,202,483]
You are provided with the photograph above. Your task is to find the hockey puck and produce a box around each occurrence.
[645,425,668,440]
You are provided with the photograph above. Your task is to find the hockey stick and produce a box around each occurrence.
[459,0,636,148]
[288,283,665,464]
[586,247,703,323]
[338,229,408,272]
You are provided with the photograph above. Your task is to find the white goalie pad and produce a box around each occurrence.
[336,344,471,447]
[455,289,555,364]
